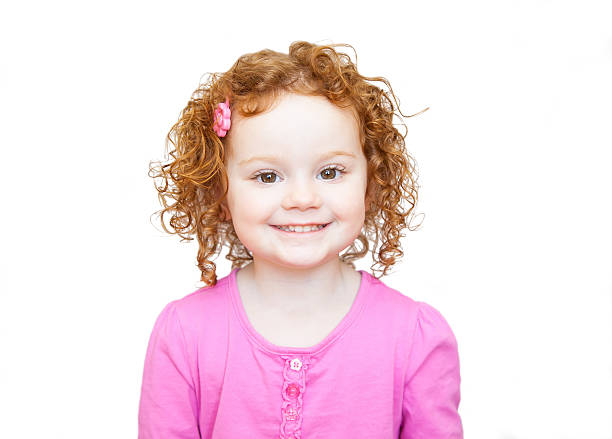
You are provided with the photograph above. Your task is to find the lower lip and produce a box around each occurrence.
[270,223,330,235]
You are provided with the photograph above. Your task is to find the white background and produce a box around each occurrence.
[1,1,611,438]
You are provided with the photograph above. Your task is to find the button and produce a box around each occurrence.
[286,383,300,398]
[284,406,299,421]
[290,358,302,371]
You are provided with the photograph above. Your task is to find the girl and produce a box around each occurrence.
[139,41,463,439]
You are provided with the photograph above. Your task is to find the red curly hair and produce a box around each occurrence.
[149,41,426,286]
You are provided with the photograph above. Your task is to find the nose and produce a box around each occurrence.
[280,177,322,211]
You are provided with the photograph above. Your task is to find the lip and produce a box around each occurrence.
[270,223,331,234]
[272,223,330,227]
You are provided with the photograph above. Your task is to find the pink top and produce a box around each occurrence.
[138,268,463,438]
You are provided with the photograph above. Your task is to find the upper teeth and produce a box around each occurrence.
[275,224,326,232]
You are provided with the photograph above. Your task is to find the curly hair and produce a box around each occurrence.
[149,41,426,287]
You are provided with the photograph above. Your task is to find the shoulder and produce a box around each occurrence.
[160,271,233,337]
[364,272,418,323]
[363,272,457,340]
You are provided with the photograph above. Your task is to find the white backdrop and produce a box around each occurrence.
[1,1,611,438]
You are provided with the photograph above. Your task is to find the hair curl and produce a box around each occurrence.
[149,41,426,286]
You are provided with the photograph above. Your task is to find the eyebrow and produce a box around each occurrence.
[238,150,357,166]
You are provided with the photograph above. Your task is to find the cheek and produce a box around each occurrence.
[330,186,366,222]
[227,185,273,222]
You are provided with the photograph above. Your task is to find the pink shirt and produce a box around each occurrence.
[138,268,463,438]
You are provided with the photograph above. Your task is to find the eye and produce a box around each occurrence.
[319,165,345,181]
[251,165,346,184]
[252,171,279,184]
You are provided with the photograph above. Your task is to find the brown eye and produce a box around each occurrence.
[321,168,336,180]
[320,166,344,180]
[256,172,278,183]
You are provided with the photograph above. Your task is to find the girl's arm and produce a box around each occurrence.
[400,301,464,439]
[138,301,200,439]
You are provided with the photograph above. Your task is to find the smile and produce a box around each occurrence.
[271,223,330,233]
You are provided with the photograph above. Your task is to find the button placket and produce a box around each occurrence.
[279,355,310,439]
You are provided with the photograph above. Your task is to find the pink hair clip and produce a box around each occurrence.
[213,97,232,137]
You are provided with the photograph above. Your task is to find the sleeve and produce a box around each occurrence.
[400,301,463,439]
[138,301,201,439]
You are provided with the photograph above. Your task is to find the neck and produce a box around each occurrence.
[238,258,356,314]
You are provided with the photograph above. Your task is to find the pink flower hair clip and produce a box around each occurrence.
[212,97,232,137]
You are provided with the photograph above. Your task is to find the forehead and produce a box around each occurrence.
[226,94,361,159]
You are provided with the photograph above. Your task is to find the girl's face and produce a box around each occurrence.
[224,93,369,270]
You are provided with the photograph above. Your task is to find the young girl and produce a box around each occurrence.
[139,41,463,439]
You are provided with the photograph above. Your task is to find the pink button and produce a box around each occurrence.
[286,383,300,398]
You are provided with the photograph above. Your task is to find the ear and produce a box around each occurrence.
[197,185,232,222]
[364,181,376,212]
[219,199,232,222]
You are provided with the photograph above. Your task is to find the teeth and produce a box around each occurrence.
[275,224,326,233]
